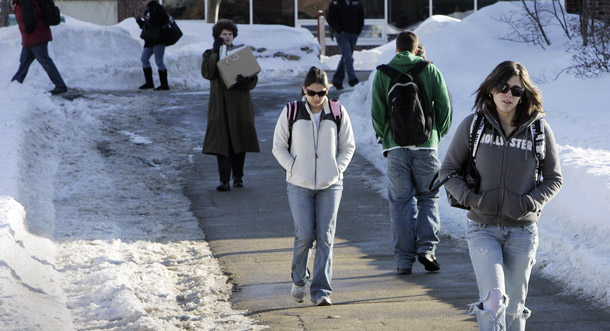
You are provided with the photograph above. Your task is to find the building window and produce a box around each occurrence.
[254,0,294,25]
[219,0,249,24]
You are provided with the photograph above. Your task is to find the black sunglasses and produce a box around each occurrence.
[498,84,525,97]
[306,89,328,97]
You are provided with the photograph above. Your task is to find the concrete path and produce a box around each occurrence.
[168,78,610,330]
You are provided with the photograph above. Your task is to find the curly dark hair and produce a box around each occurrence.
[212,19,238,40]
[473,61,544,125]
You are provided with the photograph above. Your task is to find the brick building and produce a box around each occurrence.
[566,0,610,19]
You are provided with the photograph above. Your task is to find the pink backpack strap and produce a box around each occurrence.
[287,101,298,122]
[329,100,341,121]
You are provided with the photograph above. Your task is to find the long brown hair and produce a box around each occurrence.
[473,61,544,125]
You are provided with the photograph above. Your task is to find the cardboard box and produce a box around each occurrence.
[217,46,261,89]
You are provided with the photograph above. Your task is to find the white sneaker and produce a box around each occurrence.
[314,296,332,306]
[291,284,307,303]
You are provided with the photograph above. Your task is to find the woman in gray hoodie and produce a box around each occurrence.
[440,61,562,331]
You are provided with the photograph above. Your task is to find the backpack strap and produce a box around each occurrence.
[469,113,486,161]
[430,113,485,192]
[376,60,431,80]
[376,64,401,80]
[407,60,431,76]
[328,99,342,133]
[530,118,546,185]
[286,101,298,149]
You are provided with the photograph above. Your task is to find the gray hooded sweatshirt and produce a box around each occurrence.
[440,108,562,227]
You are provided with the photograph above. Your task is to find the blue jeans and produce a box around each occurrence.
[467,221,538,331]
[387,148,440,269]
[287,181,343,302]
[141,44,166,71]
[332,32,358,85]
[12,42,66,89]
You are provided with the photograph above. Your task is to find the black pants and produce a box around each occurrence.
[216,147,246,183]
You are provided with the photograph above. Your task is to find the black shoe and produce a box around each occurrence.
[397,267,412,275]
[418,253,440,272]
[233,179,243,188]
[49,86,68,95]
[332,82,343,90]
[348,78,359,87]
[216,182,231,192]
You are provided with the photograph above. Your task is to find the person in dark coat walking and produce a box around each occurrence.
[135,0,170,90]
[201,19,260,192]
[11,0,67,94]
[326,0,364,90]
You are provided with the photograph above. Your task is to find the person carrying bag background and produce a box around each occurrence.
[135,0,171,90]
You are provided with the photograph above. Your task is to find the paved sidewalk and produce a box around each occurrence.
[178,80,610,330]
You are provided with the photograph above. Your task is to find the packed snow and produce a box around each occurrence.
[1,1,609,329]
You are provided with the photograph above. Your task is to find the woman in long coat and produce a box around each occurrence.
[201,19,260,191]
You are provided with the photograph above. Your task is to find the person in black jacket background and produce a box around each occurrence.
[135,0,170,90]
[326,0,364,90]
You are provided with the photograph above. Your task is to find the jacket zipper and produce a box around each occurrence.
[498,137,508,227]
[313,113,319,189]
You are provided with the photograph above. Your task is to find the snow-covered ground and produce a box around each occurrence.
[1,1,609,329]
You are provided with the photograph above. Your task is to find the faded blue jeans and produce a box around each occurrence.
[387,148,440,269]
[332,32,358,86]
[287,181,343,303]
[12,42,67,89]
[141,44,166,70]
[467,221,539,331]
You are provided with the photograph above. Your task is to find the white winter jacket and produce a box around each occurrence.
[272,98,356,190]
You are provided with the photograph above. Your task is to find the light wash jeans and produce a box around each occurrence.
[332,32,358,85]
[467,221,539,331]
[141,44,166,71]
[387,148,440,269]
[287,181,343,303]
[12,42,67,89]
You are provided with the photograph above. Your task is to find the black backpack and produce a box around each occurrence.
[376,61,433,146]
[36,0,61,26]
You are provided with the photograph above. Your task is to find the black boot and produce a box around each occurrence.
[154,70,169,90]
[139,67,154,89]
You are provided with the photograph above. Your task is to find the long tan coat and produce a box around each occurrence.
[201,49,260,156]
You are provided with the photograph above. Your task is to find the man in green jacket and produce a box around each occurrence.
[371,30,451,275]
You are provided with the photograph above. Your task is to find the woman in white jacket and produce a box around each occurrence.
[272,67,355,306]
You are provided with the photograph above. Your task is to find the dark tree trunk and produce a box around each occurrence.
[0,0,11,27]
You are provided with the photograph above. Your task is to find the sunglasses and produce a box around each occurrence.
[498,84,525,97]
[306,89,328,97]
